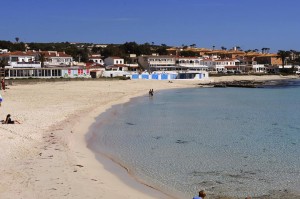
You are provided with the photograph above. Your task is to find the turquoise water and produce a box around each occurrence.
[90,80,300,198]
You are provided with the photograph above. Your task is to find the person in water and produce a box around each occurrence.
[149,89,154,96]
[2,114,20,124]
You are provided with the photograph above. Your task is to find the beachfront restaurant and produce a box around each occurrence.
[5,68,91,79]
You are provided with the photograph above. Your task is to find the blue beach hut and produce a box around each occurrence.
[170,73,177,79]
[131,74,139,79]
[151,74,159,80]
[141,73,149,79]
[161,73,168,80]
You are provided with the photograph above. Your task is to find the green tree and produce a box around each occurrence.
[0,40,13,50]
[121,42,140,55]
[236,46,242,51]
[155,44,168,55]
[139,43,152,55]
[91,46,102,54]
[180,51,198,57]
[77,47,89,62]
[11,42,26,51]
[277,50,291,69]
[102,44,125,58]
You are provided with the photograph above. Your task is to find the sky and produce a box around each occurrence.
[1,0,299,52]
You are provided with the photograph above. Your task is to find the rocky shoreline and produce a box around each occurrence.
[198,78,299,88]
[199,80,266,88]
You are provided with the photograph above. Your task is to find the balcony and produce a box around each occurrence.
[9,61,41,68]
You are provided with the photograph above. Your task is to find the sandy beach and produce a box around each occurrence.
[0,75,298,199]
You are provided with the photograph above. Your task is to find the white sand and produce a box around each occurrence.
[0,75,297,199]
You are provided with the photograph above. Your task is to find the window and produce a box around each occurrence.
[45,70,51,76]
[17,70,23,77]
[11,57,18,62]
[52,69,58,76]
[10,70,16,77]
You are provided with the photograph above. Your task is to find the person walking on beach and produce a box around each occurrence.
[193,190,206,199]
[1,79,5,90]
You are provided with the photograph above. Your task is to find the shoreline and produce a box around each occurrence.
[0,75,298,199]
[0,79,199,199]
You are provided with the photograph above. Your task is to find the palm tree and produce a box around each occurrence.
[277,50,291,69]
[15,37,19,43]
[221,46,227,51]
[212,45,215,50]
[236,46,241,51]
[38,53,46,68]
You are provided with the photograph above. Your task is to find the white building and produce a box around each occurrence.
[177,57,208,71]
[103,57,131,77]
[89,54,104,65]
[201,58,215,69]
[0,49,8,54]
[42,51,73,67]
[102,65,131,77]
[214,59,240,72]
[252,64,266,73]
[104,57,124,66]
[0,51,41,68]
[138,55,176,72]
[202,58,239,72]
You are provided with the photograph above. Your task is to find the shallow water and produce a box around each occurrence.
[90,79,300,198]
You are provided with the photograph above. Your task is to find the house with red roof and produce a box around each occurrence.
[88,54,104,65]
[41,51,73,67]
[214,58,240,72]
[0,51,41,68]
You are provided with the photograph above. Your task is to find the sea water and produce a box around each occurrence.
[90,80,300,198]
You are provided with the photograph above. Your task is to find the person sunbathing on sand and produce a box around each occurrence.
[193,190,206,199]
[1,114,20,124]
[0,93,2,106]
